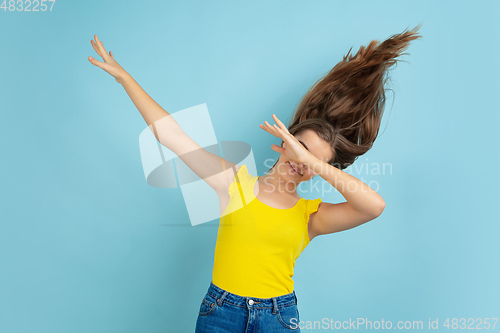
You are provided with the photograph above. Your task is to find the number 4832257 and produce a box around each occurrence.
[443,318,498,330]
[1,0,56,11]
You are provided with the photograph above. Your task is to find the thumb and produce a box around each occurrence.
[271,144,285,154]
[88,56,104,69]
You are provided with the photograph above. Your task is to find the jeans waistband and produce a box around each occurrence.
[207,281,297,309]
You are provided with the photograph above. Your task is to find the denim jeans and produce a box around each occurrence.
[195,281,301,332]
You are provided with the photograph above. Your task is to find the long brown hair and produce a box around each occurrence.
[269,24,422,172]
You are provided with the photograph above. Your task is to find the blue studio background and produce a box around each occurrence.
[1,1,499,332]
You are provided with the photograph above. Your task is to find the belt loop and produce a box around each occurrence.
[217,291,228,306]
[294,292,297,304]
[272,297,278,314]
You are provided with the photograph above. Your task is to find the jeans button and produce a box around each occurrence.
[248,299,254,305]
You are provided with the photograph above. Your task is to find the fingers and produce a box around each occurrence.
[273,123,287,137]
[94,35,105,53]
[260,119,291,154]
[272,124,293,148]
[272,114,290,133]
[265,114,292,139]
[261,121,281,138]
[90,39,102,57]
[260,124,273,136]
[93,35,109,60]
[265,121,278,133]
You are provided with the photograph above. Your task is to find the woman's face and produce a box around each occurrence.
[276,129,334,182]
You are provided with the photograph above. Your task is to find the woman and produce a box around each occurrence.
[89,24,422,332]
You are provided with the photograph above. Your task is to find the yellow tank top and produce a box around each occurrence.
[211,164,322,298]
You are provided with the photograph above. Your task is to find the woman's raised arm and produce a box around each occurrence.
[88,34,240,197]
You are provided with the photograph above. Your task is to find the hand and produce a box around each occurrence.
[88,35,128,84]
[259,114,313,165]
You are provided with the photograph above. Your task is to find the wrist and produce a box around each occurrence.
[117,71,133,85]
[303,153,321,169]
[308,158,332,177]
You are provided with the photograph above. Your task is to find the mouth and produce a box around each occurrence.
[287,161,302,176]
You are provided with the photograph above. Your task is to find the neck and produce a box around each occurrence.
[260,166,300,196]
